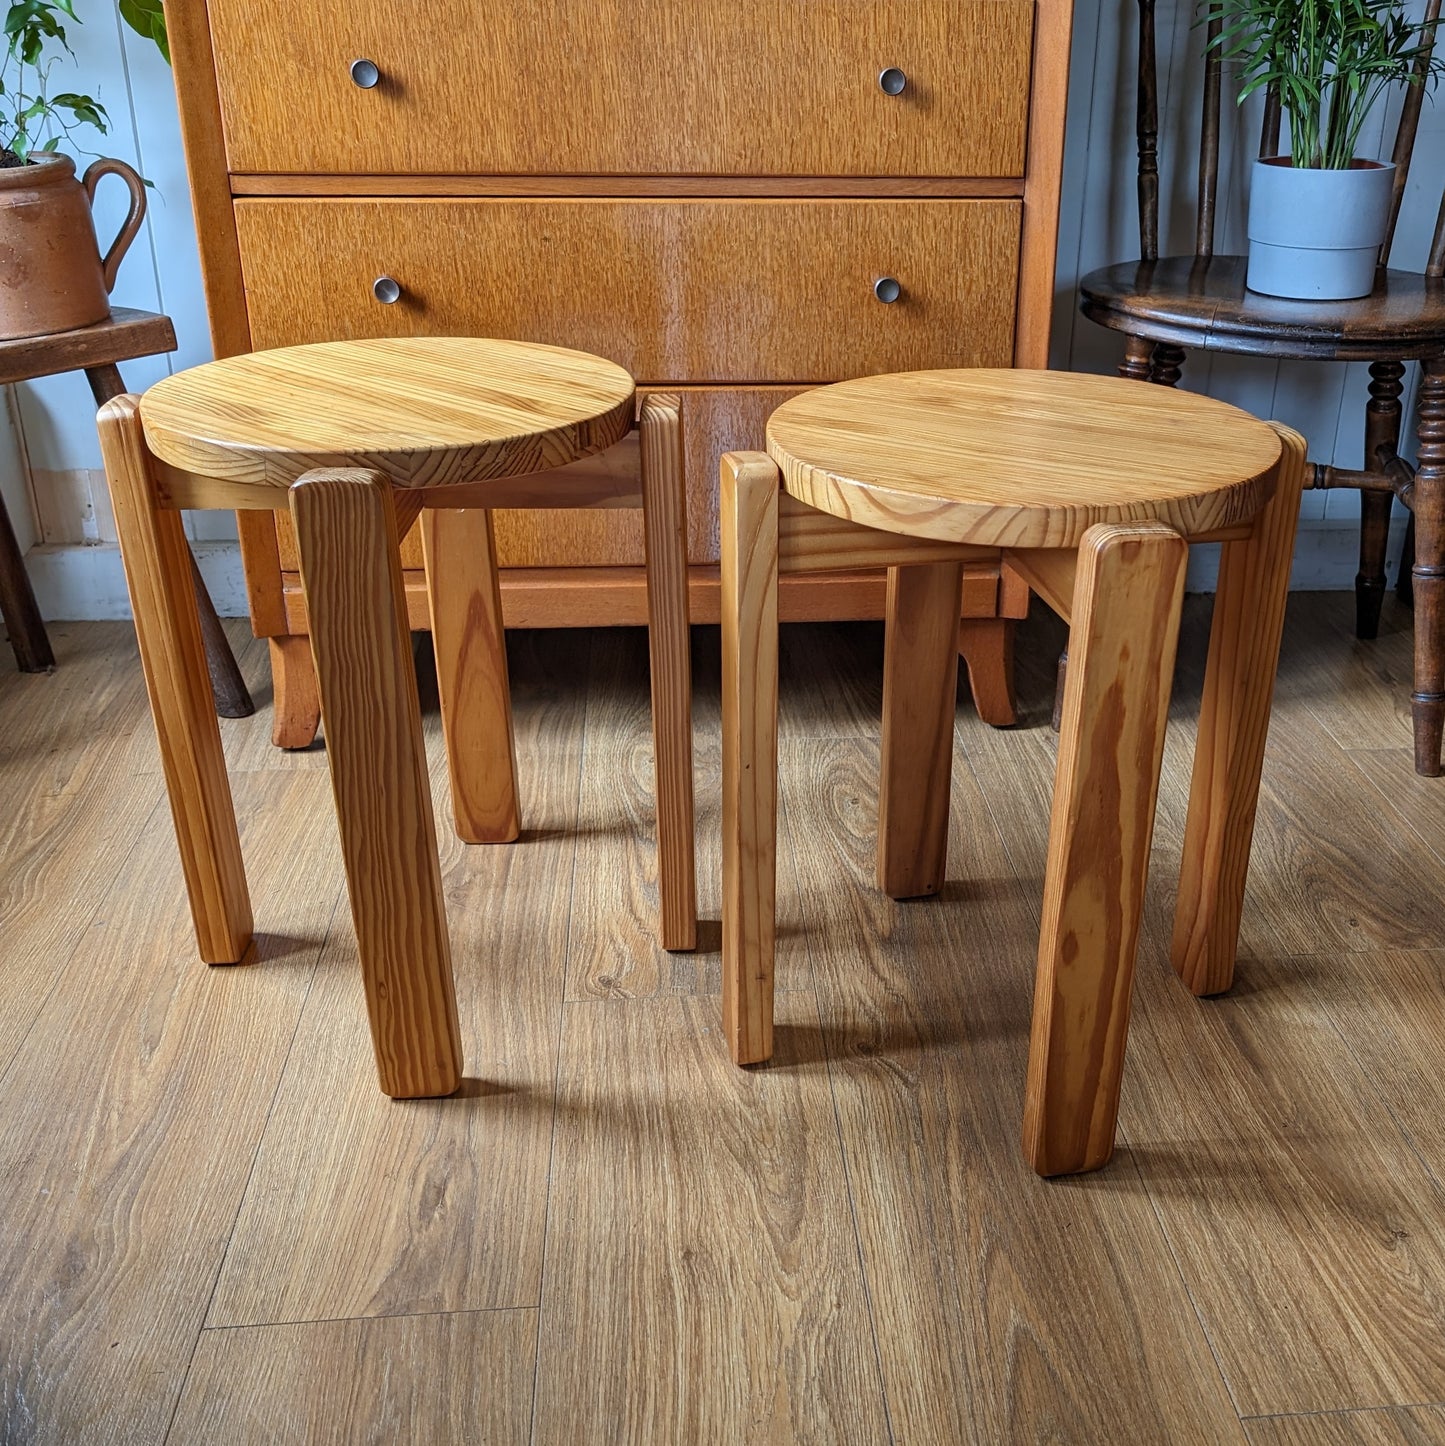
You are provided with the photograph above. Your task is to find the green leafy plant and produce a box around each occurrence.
[2,0,111,164]
[118,0,165,63]
[1201,0,1445,168]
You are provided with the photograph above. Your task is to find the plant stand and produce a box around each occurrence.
[0,308,252,718]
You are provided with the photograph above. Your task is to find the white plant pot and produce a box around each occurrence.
[1246,157,1396,301]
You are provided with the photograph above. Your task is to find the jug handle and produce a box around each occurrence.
[82,158,147,295]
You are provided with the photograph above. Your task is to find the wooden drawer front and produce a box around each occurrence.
[235,199,1021,385]
[272,386,804,574]
[209,1,1032,178]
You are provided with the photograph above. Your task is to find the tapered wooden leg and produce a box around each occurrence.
[879,561,965,898]
[0,482,52,672]
[959,617,1018,726]
[420,508,520,844]
[1412,362,1445,776]
[1398,512,1415,606]
[720,452,780,1066]
[98,395,252,963]
[1022,523,1188,1177]
[269,636,322,750]
[1172,425,1307,994]
[640,395,697,951]
[290,470,463,1099]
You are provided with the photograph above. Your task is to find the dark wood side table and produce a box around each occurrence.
[0,308,252,717]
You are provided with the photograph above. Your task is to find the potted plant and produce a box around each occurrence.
[0,0,156,340]
[1204,0,1445,300]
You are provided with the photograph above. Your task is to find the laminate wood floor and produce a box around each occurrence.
[2,593,1443,1444]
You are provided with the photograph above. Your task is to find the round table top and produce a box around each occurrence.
[139,337,637,489]
[766,368,1283,549]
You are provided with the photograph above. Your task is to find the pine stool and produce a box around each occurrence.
[719,369,1306,1176]
[100,337,696,1099]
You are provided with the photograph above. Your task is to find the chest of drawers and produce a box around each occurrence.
[167,0,1073,745]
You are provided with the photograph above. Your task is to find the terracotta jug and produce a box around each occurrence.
[0,152,147,341]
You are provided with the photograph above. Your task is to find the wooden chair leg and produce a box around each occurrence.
[1398,511,1415,606]
[1022,523,1187,1177]
[420,507,521,844]
[959,617,1018,727]
[0,481,53,673]
[879,561,964,898]
[1357,362,1406,641]
[1172,425,1307,994]
[640,395,698,951]
[98,395,252,964]
[290,470,463,1099]
[720,452,780,1066]
[1411,362,1444,776]
[269,635,322,750]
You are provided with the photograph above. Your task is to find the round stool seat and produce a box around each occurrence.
[766,368,1283,549]
[139,336,636,490]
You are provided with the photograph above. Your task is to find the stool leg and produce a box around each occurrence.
[1022,524,1187,1177]
[420,508,521,844]
[640,395,698,951]
[1172,425,1307,994]
[720,452,780,1065]
[879,561,964,898]
[98,395,252,963]
[290,470,463,1099]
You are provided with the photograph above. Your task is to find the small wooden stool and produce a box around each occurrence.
[719,369,1306,1176]
[100,336,696,1099]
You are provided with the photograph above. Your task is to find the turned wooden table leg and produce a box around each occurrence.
[290,470,463,1099]
[87,362,254,719]
[640,395,698,951]
[1149,343,1186,387]
[1022,523,1187,1177]
[879,560,965,899]
[720,452,780,1066]
[1118,334,1155,382]
[420,507,521,844]
[1173,425,1306,994]
[1357,361,1405,641]
[0,479,52,672]
[1412,362,1445,776]
[98,396,252,963]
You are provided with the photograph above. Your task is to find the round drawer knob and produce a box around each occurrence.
[350,58,381,89]
[874,276,902,304]
[878,67,907,96]
[372,275,402,304]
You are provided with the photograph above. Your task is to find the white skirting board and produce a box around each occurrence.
[19,517,1414,622]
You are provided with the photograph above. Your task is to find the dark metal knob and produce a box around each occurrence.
[372,275,402,304]
[879,67,907,96]
[874,276,902,304]
[350,58,381,89]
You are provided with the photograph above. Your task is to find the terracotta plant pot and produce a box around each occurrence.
[0,151,147,341]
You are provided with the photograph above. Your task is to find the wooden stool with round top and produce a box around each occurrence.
[719,368,1306,1176]
[100,336,697,1099]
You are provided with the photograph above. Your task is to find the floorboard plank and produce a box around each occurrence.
[1245,1404,1445,1445]
[206,632,587,1327]
[787,735,1243,1443]
[169,1309,537,1445]
[0,767,344,1444]
[533,994,889,1445]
